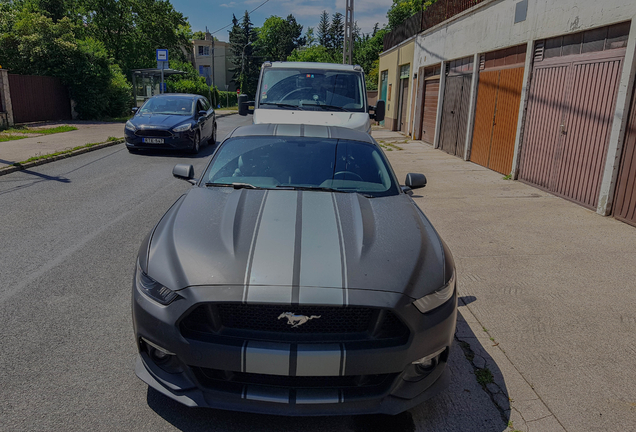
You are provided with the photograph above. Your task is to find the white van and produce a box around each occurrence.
[239,62,385,132]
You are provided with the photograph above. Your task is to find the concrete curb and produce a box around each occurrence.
[0,112,239,177]
[0,139,125,177]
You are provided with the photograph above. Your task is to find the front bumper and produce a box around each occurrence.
[132,284,457,415]
[124,128,195,151]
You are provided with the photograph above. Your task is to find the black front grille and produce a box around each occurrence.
[219,304,373,334]
[180,303,409,344]
[135,129,172,137]
[194,367,396,390]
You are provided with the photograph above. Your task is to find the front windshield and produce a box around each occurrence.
[258,69,365,112]
[139,97,194,116]
[203,137,399,197]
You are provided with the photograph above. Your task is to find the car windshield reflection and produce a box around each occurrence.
[203,137,399,197]
[139,97,194,116]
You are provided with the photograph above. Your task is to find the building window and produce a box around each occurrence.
[198,46,210,56]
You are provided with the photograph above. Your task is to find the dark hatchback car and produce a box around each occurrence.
[132,124,457,416]
[125,94,216,154]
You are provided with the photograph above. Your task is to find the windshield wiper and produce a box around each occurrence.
[316,104,350,112]
[276,185,375,198]
[205,182,262,190]
[260,102,303,110]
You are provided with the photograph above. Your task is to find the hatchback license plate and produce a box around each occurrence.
[143,138,164,144]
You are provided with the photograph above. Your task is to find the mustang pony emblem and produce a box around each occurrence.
[278,312,321,328]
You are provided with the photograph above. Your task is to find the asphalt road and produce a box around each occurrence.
[0,115,507,431]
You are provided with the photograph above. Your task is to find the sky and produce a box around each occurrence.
[170,0,394,42]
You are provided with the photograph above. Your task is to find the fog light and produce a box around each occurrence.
[141,337,175,361]
[412,347,446,373]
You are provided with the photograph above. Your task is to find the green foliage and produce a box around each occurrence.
[81,0,191,73]
[217,91,238,108]
[166,60,220,106]
[0,10,130,119]
[287,45,337,63]
[366,59,380,91]
[387,0,439,29]
[228,11,260,98]
[256,15,304,62]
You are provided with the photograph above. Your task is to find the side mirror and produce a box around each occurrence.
[238,94,254,116]
[370,100,385,122]
[405,173,427,189]
[173,164,196,184]
[198,110,207,118]
[131,107,138,114]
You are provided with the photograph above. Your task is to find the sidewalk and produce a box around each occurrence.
[0,110,237,169]
[373,128,636,431]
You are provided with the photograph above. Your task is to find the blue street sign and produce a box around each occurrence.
[156,49,168,62]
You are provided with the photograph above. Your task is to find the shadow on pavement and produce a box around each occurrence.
[127,141,218,160]
[145,300,510,432]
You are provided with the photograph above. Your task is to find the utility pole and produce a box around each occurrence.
[206,28,216,107]
[343,0,354,64]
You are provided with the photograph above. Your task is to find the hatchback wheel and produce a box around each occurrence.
[191,132,200,154]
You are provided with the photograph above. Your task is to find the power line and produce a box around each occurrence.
[211,0,272,35]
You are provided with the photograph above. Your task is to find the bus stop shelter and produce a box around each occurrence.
[131,68,186,107]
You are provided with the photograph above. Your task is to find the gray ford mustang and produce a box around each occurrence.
[132,124,457,416]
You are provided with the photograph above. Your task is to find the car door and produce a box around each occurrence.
[196,98,209,139]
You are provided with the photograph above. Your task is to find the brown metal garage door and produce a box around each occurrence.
[519,23,629,209]
[413,65,440,143]
[612,77,636,226]
[470,45,526,175]
[8,74,71,123]
[438,57,473,157]
[421,78,440,144]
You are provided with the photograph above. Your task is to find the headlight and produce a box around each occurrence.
[135,260,178,305]
[172,122,192,133]
[413,271,455,313]
[125,120,137,132]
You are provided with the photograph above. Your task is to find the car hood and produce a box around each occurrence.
[132,113,192,129]
[144,188,446,301]
[253,109,371,133]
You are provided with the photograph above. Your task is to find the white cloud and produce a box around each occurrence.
[220,2,237,7]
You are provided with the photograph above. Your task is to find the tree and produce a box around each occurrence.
[329,12,344,53]
[317,10,330,48]
[287,45,336,63]
[0,10,130,118]
[257,14,304,62]
[228,11,260,97]
[387,0,439,29]
[81,0,191,74]
[305,27,316,47]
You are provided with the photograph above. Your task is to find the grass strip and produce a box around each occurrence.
[0,135,28,142]
[3,125,78,135]
[11,138,123,166]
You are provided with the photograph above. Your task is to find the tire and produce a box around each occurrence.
[190,132,200,154]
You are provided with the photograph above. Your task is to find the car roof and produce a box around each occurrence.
[151,93,202,99]
[227,124,375,144]
[265,62,361,72]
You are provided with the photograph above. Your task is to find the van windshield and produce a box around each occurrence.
[258,69,365,112]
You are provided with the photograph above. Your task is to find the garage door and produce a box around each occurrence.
[470,45,526,175]
[413,65,441,144]
[438,57,473,157]
[612,77,636,226]
[519,23,629,209]
[421,78,440,144]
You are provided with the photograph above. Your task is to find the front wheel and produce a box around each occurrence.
[190,132,200,154]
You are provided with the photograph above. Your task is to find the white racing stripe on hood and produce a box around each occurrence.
[299,192,344,305]
[245,191,298,303]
